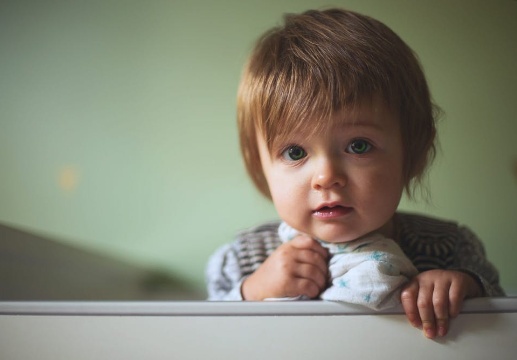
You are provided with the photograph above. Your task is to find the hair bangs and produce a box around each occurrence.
[257,54,383,152]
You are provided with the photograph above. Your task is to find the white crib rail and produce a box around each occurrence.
[1,298,516,360]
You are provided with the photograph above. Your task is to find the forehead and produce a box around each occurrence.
[337,99,397,127]
[263,97,399,147]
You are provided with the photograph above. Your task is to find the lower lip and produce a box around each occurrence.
[312,206,353,219]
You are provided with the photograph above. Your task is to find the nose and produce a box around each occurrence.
[311,157,347,190]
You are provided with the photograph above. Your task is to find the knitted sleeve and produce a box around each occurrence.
[452,226,505,297]
[205,242,245,300]
[205,221,282,301]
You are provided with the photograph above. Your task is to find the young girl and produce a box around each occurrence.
[205,8,504,339]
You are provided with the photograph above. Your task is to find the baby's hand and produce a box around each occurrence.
[400,269,482,339]
[241,235,329,300]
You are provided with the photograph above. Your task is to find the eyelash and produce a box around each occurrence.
[278,139,373,163]
[346,139,373,155]
[280,145,307,162]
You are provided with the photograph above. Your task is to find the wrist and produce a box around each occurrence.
[468,277,483,298]
[460,270,483,297]
[241,275,260,301]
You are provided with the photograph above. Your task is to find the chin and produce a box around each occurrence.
[314,222,381,243]
[315,230,362,244]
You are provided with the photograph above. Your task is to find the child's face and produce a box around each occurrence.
[258,99,404,243]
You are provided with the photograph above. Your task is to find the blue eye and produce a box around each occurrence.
[282,145,307,161]
[347,139,372,154]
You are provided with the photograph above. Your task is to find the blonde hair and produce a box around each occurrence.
[237,8,438,199]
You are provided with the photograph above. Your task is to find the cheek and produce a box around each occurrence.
[356,165,404,207]
[268,174,292,203]
[377,174,404,210]
[268,172,306,215]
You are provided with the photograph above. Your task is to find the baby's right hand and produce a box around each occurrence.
[241,235,329,300]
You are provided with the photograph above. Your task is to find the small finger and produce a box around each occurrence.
[295,249,328,275]
[448,278,467,318]
[400,281,421,328]
[291,277,321,299]
[294,263,327,289]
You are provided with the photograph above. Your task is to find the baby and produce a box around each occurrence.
[206,8,504,339]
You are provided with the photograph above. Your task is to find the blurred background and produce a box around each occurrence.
[1,0,516,300]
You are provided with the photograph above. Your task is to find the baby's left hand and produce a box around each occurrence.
[400,269,482,339]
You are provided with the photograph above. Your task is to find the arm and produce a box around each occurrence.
[452,226,505,297]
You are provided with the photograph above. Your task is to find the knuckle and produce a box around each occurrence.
[432,296,447,308]
[292,235,312,247]
[400,289,412,299]
[436,318,448,325]
[276,258,294,275]
[305,250,317,262]
[274,247,290,260]
[400,287,417,301]
[421,319,435,330]
[417,298,432,309]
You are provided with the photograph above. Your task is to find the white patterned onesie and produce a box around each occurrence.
[277,222,418,310]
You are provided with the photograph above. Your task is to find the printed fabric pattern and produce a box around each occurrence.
[275,222,418,309]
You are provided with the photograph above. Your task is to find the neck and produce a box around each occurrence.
[376,215,396,240]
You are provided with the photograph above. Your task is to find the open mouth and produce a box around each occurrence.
[312,205,352,218]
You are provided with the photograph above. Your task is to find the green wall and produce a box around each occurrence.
[1,0,516,295]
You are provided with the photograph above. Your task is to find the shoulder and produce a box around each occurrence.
[395,212,462,270]
[234,220,283,241]
[395,212,458,236]
[234,219,282,260]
